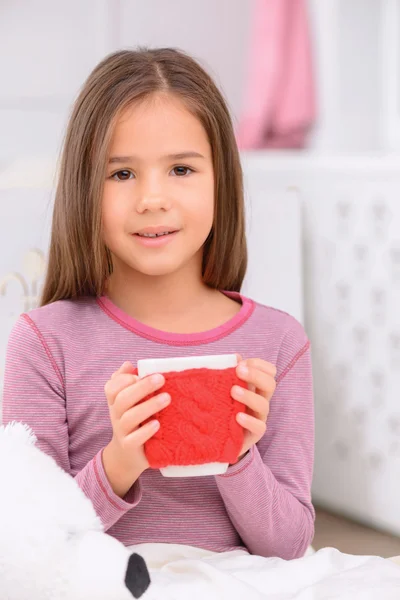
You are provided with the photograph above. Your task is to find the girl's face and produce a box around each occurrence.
[102,93,214,280]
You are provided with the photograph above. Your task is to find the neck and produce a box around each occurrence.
[106,261,218,326]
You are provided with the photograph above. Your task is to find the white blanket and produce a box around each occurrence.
[128,543,400,599]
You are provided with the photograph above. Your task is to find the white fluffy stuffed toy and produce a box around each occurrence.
[0,422,150,600]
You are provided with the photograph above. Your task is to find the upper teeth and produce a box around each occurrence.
[139,232,170,237]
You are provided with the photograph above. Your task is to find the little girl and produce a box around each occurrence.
[2,48,314,559]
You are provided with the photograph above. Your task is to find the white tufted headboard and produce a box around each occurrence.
[240,153,400,537]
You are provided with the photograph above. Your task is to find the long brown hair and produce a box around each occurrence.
[41,47,247,306]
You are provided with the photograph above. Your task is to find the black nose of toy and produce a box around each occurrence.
[125,553,151,598]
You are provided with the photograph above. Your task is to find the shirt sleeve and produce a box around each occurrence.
[1,314,142,531]
[215,334,315,559]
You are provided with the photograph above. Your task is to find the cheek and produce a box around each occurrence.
[203,202,215,233]
[102,186,126,232]
[102,196,123,249]
[186,203,213,242]
[187,180,214,231]
[101,200,115,240]
[201,191,215,232]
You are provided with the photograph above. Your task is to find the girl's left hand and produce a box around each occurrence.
[231,357,277,461]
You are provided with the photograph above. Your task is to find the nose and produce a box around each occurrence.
[136,194,170,213]
[136,175,171,213]
[124,553,151,598]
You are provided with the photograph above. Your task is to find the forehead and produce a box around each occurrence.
[109,93,211,157]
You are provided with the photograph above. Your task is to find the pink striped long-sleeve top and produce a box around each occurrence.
[2,293,315,559]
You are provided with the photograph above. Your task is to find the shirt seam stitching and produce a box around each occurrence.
[276,340,311,384]
[22,314,65,390]
[93,451,127,511]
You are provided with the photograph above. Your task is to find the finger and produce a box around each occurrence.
[236,365,276,398]
[238,432,252,459]
[231,386,270,421]
[114,373,165,419]
[240,358,277,378]
[111,361,135,379]
[248,382,256,393]
[119,392,171,435]
[237,412,267,437]
[105,373,138,406]
[124,419,161,448]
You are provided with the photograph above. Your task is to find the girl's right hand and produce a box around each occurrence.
[102,361,170,497]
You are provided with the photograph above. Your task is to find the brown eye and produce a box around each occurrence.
[171,166,193,177]
[111,170,134,181]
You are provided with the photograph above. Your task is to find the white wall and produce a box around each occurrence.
[0,0,251,171]
[0,0,393,167]
[308,0,384,152]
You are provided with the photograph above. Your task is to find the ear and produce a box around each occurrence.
[124,553,151,598]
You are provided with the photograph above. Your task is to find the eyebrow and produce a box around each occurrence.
[108,151,206,164]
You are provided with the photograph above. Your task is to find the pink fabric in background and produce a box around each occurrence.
[236,0,316,150]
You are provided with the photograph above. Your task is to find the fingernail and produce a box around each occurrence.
[151,374,164,385]
[237,413,247,423]
[233,385,244,397]
[151,420,160,431]
[158,393,170,407]
[238,364,248,376]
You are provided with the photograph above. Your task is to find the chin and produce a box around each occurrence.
[132,260,184,278]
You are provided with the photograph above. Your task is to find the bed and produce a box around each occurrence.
[127,542,400,599]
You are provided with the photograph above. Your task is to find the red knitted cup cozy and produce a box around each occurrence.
[135,367,247,469]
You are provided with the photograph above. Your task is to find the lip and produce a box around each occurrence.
[131,230,179,248]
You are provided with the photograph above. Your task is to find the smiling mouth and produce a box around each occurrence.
[132,230,179,246]
[135,231,175,238]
